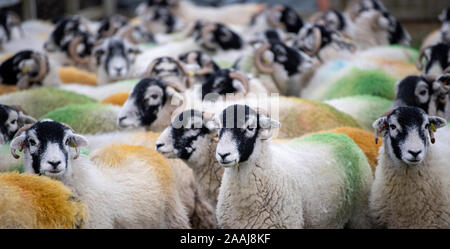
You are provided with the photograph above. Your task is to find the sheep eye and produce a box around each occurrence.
[420,90,427,96]
[28,139,36,146]
[151,94,159,100]
[425,124,430,129]
[390,124,396,130]
[10,119,16,124]
[247,126,255,132]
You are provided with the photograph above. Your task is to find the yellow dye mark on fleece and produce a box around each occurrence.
[0,85,18,96]
[101,92,130,106]
[0,172,87,229]
[59,67,98,86]
[90,144,173,190]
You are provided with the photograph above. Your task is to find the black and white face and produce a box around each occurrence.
[208,105,280,167]
[179,50,219,72]
[439,8,450,43]
[148,56,187,84]
[117,78,183,129]
[156,110,213,165]
[44,16,88,52]
[373,107,446,165]
[94,38,140,80]
[395,76,432,111]
[358,0,387,13]
[322,10,345,31]
[142,7,183,34]
[201,69,247,100]
[278,5,303,33]
[200,23,243,51]
[421,43,450,75]
[10,120,88,179]
[260,41,313,76]
[294,24,333,55]
[0,50,46,85]
[0,105,19,144]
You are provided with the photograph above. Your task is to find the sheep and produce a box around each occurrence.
[0,172,87,229]
[234,41,313,96]
[0,87,97,118]
[0,104,36,145]
[0,10,23,50]
[137,5,184,34]
[421,7,450,49]
[370,106,450,228]
[117,77,361,137]
[208,104,373,228]
[325,95,393,131]
[145,56,194,89]
[96,15,129,40]
[0,50,61,89]
[178,50,220,85]
[309,9,355,39]
[59,78,139,101]
[92,37,142,85]
[10,120,191,228]
[246,4,303,35]
[416,43,450,76]
[344,0,388,21]
[392,74,450,118]
[43,16,97,70]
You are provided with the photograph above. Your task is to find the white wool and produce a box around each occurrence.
[217,138,373,228]
[59,80,137,100]
[1,21,54,54]
[370,127,450,228]
[421,29,441,50]
[350,11,391,50]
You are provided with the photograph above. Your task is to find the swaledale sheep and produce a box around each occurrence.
[0,50,60,89]
[209,104,373,228]
[0,172,86,229]
[370,107,450,228]
[0,104,36,144]
[421,7,450,49]
[416,43,450,76]
[10,120,191,228]
[117,78,361,137]
[246,4,303,35]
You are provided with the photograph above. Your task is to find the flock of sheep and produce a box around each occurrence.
[0,0,450,229]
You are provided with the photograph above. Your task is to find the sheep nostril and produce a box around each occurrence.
[408,150,422,158]
[118,116,127,122]
[156,143,164,150]
[219,153,230,160]
[115,67,123,73]
[48,161,61,168]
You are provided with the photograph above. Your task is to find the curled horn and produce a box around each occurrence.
[173,59,192,88]
[201,23,218,50]
[102,18,117,38]
[120,26,139,44]
[268,4,285,28]
[11,124,33,159]
[307,26,322,57]
[145,60,159,77]
[165,80,186,93]
[254,43,274,74]
[229,71,250,96]
[28,52,48,83]
[370,11,382,31]
[196,62,215,76]
[184,21,199,37]
[416,47,428,71]
[69,36,92,65]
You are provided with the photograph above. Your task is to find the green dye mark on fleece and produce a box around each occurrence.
[287,133,366,222]
[322,68,397,101]
[0,88,97,118]
[41,103,119,134]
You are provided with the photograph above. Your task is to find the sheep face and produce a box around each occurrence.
[0,105,35,145]
[439,7,450,44]
[201,69,249,100]
[141,7,183,34]
[209,104,280,168]
[394,76,434,112]
[44,16,88,52]
[373,107,446,165]
[293,24,333,57]
[419,43,450,75]
[94,38,141,81]
[320,10,346,32]
[10,120,88,178]
[178,50,219,79]
[249,4,303,34]
[147,56,189,87]
[199,23,243,51]
[117,78,183,129]
[0,50,49,88]
[97,15,129,39]
[156,110,213,166]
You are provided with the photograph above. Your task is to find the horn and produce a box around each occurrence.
[184,21,199,37]
[416,47,427,71]
[173,59,192,88]
[268,4,285,28]
[102,18,117,38]
[370,11,382,31]
[28,52,48,83]
[165,80,186,93]
[145,60,159,77]
[69,35,92,65]
[308,26,322,57]
[308,11,324,24]
[229,71,250,95]
[120,25,139,44]
[254,43,274,74]
[195,62,215,76]
[200,23,218,50]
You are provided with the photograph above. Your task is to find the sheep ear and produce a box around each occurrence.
[70,134,88,147]
[10,134,26,159]
[429,116,447,129]
[259,117,281,140]
[166,87,184,107]
[372,116,388,144]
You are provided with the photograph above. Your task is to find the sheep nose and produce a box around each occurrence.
[218,152,230,160]
[115,67,123,73]
[155,142,164,151]
[118,116,127,123]
[408,150,422,158]
[48,161,61,168]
